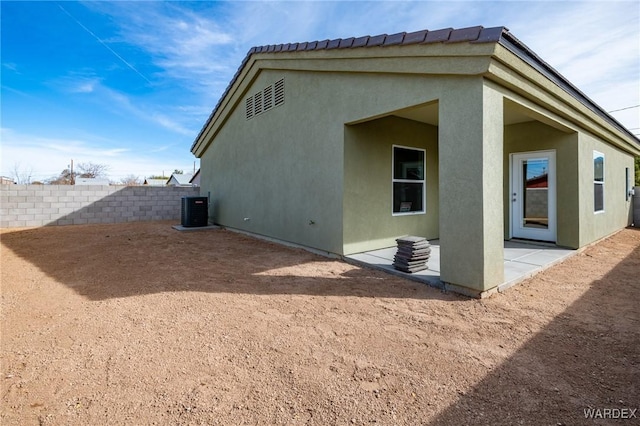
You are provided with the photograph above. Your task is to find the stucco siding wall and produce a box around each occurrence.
[200,69,469,255]
[577,133,634,246]
[504,121,580,247]
[343,116,438,255]
[200,70,346,253]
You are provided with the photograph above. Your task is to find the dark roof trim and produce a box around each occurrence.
[248,25,500,53]
[498,32,639,145]
[192,25,639,152]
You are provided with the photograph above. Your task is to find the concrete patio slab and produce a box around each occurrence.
[345,239,576,297]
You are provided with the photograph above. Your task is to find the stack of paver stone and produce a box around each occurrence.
[393,236,431,273]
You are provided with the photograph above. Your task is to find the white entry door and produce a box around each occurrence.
[510,150,556,242]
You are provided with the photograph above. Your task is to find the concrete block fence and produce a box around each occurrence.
[0,185,199,228]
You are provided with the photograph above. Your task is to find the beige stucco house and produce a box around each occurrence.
[191,26,640,295]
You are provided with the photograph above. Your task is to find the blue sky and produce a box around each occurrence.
[1,1,639,183]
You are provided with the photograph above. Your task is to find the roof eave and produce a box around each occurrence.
[498,32,640,148]
[190,26,507,156]
[191,26,639,156]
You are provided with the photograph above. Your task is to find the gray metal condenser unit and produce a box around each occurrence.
[181,196,208,227]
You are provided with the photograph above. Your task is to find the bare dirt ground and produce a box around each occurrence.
[1,221,638,425]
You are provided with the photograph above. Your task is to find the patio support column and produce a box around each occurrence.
[438,79,504,294]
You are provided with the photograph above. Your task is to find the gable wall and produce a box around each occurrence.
[200,69,345,253]
[200,66,479,254]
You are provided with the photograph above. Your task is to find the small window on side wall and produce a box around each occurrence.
[594,151,604,213]
[392,146,425,215]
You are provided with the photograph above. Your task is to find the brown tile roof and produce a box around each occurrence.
[192,25,639,152]
[247,25,503,55]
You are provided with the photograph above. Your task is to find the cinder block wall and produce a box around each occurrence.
[0,185,200,228]
[634,186,640,227]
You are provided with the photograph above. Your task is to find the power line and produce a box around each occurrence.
[607,105,640,113]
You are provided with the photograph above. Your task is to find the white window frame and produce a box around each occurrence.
[593,150,605,213]
[392,145,426,216]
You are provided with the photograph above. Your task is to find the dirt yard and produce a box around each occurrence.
[1,221,638,425]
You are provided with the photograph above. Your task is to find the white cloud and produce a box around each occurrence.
[48,70,103,94]
[0,128,198,182]
[74,82,96,93]
[73,1,640,134]
[68,77,100,94]
[2,62,19,72]
[85,2,236,92]
[58,78,198,136]
[150,112,193,136]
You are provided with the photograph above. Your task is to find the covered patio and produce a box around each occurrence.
[346,240,576,297]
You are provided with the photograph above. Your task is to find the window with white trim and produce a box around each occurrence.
[392,145,425,215]
[594,151,604,213]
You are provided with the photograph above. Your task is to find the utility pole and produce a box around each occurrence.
[70,159,75,185]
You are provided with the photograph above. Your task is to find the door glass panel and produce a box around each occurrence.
[521,158,549,229]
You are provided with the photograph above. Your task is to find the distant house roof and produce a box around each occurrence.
[192,25,639,154]
[0,176,15,185]
[526,174,549,189]
[143,178,167,186]
[167,173,194,186]
[75,177,110,186]
[189,169,200,186]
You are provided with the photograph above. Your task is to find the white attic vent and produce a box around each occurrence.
[245,78,285,120]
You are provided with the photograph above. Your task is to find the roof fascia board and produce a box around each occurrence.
[498,33,639,148]
[192,55,262,156]
[252,41,497,60]
[252,55,493,76]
